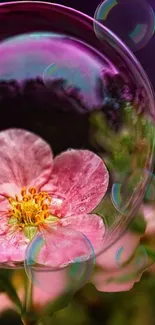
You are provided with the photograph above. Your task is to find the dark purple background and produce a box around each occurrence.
[54,0,155,91]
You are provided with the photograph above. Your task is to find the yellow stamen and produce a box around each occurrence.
[21,187,26,196]
[29,187,37,195]
[8,186,62,230]
[42,204,48,211]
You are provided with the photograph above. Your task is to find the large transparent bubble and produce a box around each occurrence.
[94,0,155,52]
[0,1,154,270]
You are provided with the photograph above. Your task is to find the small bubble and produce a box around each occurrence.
[94,0,155,52]
[24,228,95,292]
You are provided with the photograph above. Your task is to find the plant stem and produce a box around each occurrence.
[25,278,33,312]
[21,278,38,325]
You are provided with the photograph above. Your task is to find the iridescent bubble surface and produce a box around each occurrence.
[94,0,155,52]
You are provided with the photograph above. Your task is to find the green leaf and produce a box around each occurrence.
[24,226,38,240]
[129,213,146,234]
[93,195,118,228]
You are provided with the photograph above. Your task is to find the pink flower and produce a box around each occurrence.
[92,230,142,292]
[0,128,109,267]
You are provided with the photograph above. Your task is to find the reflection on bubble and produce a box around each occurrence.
[115,246,124,267]
[24,227,95,293]
[111,169,155,215]
[42,61,91,94]
[115,245,148,269]
[111,168,148,215]
[43,63,57,86]
[111,183,122,210]
[94,0,155,52]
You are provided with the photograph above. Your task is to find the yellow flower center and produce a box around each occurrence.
[8,186,58,228]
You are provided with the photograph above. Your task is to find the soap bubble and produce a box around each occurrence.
[0,1,154,265]
[94,0,155,52]
[24,227,95,293]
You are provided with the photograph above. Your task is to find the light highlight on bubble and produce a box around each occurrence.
[94,0,155,52]
[96,0,117,21]
[111,183,122,210]
[42,63,57,85]
[42,62,91,94]
[115,246,124,267]
[115,245,148,269]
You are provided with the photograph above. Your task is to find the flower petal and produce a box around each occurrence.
[29,268,68,296]
[0,199,10,235]
[92,242,150,292]
[0,293,14,312]
[0,229,28,264]
[92,265,142,292]
[61,214,106,252]
[42,150,109,215]
[0,128,53,195]
[142,204,155,235]
[36,225,95,268]
[96,230,141,270]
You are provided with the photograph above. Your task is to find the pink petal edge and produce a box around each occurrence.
[42,149,109,215]
[96,231,141,270]
[0,128,53,196]
[36,220,103,268]
[93,269,142,292]
[61,213,106,252]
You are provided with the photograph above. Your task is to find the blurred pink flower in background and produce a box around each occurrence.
[0,282,59,313]
[93,230,142,292]
[92,203,155,292]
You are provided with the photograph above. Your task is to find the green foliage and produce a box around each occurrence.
[41,289,76,317]
[129,213,146,234]
[93,195,118,228]
[90,105,155,177]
